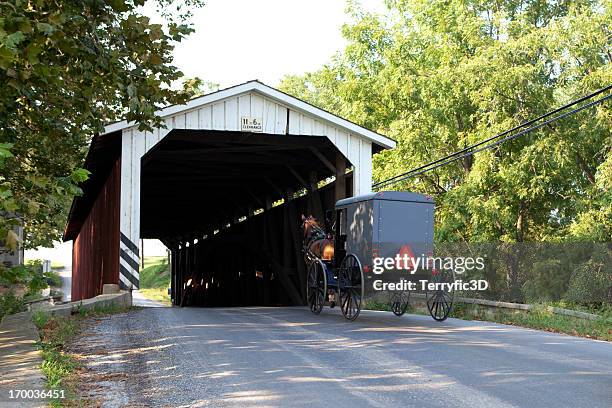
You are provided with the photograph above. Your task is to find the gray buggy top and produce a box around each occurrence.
[335,191,435,295]
[306,190,453,321]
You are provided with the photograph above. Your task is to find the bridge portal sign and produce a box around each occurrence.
[241,116,263,132]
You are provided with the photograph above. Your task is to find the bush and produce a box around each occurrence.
[522,259,571,303]
[26,272,49,295]
[45,271,62,288]
[32,310,50,330]
[0,260,52,295]
[0,291,25,321]
[437,242,610,306]
[0,264,32,286]
[565,252,612,305]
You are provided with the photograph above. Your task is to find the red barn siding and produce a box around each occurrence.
[72,158,121,301]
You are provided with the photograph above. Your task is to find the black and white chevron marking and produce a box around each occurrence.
[119,232,140,289]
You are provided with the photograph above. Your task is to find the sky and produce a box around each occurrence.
[168,0,387,87]
[26,0,388,264]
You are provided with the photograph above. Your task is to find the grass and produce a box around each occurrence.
[32,304,132,407]
[32,311,80,395]
[140,262,170,288]
[364,301,393,312]
[139,288,171,304]
[449,302,612,341]
[139,257,171,304]
[543,300,612,318]
[142,256,167,269]
[365,300,417,314]
[364,297,611,341]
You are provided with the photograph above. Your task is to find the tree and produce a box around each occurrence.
[280,0,611,243]
[0,0,204,249]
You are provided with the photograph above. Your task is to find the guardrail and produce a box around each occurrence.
[410,293,600,321]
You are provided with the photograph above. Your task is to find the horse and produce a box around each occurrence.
[301,214,336,307]
[301,214,334,265]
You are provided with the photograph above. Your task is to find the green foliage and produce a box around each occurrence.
[32,309,49,330]
[1,260,44,289]
[0,142,13,164]
[140,257,170,288]
[26,273,48,294]
[0,260,62,304]
[443,242,609,304]
[45,271,62,288]
[41,346,79,390]
[451,302,612,341]
[280,0,612,243]
[142,255,167,269]
[0,264,31,286]
[0,290,25,321]
[139,257,170,303]
[364,300,392,312]
[34,303,132,403]
[565,249,612,304]
[0,0,204,248]
[139,287,171,304]
[0,260,54,320]
[36,314,80,394]
[522,259,571,302]
[547,300,612,318]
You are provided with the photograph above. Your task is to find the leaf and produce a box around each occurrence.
[108,0,129,12]
[5,229,20,251]
[27,200,40,215]
[0,46,16,69]
[26,44,42,64]
[0,0,203,249]
[149,53,162,65]
[0,143,13,159]
[149,25,163,41]
[70,168,91,183]
[2,198,18,212]
[36,22,54,35]
[3,31,25,50]
[48,13,65,26]
[18,20,33,34]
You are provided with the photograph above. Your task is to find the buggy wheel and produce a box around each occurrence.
[338,254,364,321]
[306,260,326,315]
[389,291,410,316]
[425,269,455,321]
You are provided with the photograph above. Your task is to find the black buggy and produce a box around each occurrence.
[304,192,454,321]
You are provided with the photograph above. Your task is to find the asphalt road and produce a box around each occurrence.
[71,306,612,408]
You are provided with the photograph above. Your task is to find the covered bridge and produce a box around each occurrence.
[63,80,395,305]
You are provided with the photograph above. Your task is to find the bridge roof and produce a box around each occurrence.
[102,80,395,150]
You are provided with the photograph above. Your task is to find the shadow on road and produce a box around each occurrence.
[66,306,612,407]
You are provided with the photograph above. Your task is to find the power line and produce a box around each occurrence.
[373,86,612,190]
[373,85,611,188]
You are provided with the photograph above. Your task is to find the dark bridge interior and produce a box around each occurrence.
[140,130,353,306]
